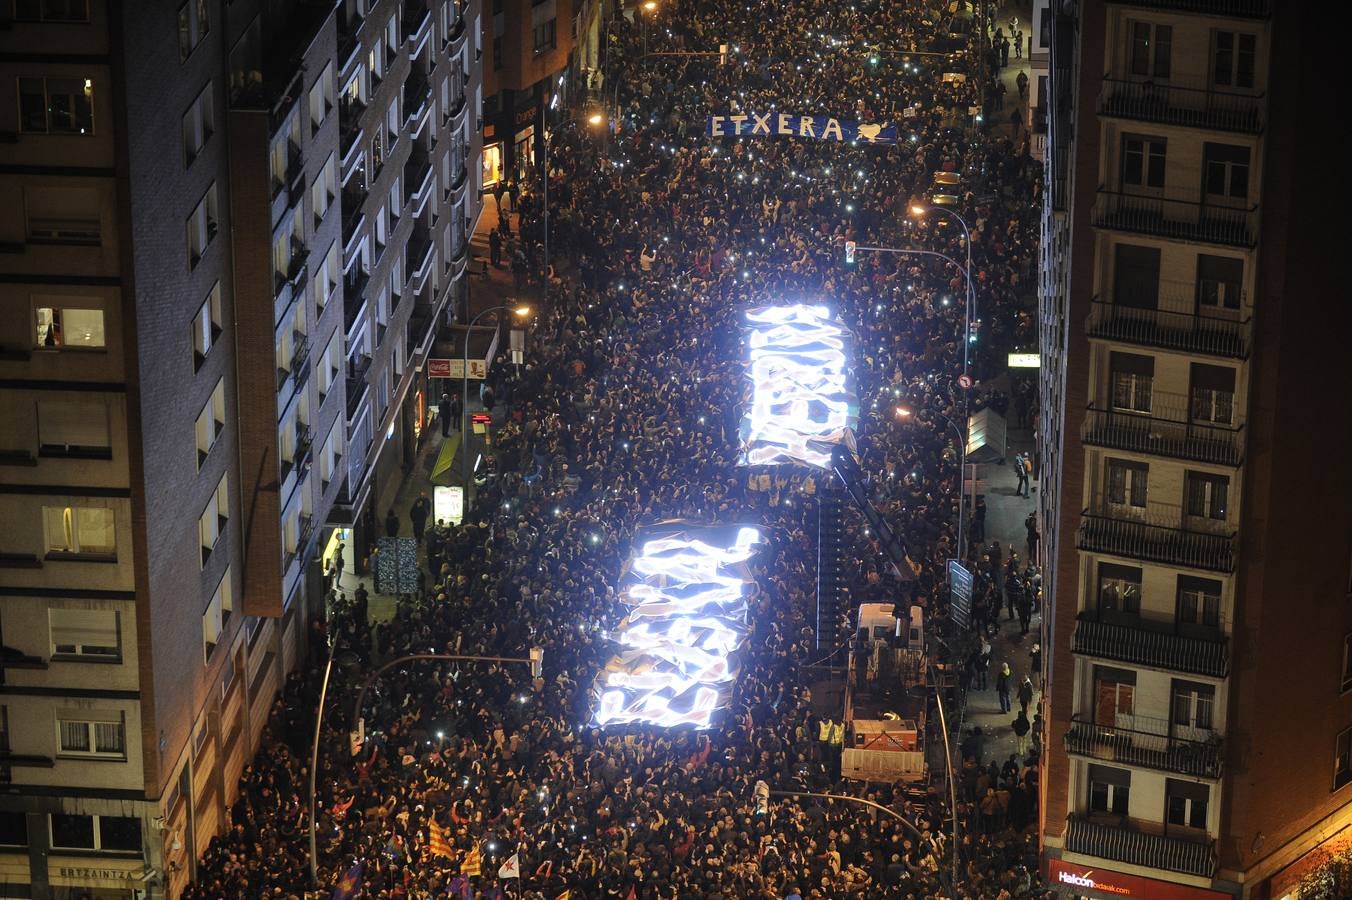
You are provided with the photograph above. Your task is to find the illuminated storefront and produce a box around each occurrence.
[482,139,503,188]
[1046,859,1231,900]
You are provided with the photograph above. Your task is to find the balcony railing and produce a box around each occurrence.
[1093,188,1258,248]
[1086,296,1250,360]
[407,227,434,282]
[403,0,432,43]
[339,96,366,158]
[1078,499,1236,572]
[1066,814,1216,878]
[404,152,433,210]
[403,73,432,124]
[1073,613,1230,678]
[1066,713,1224,778]
[1081,400,1244,467]
[1106,0,1270,19]
[343,275,370,335]
[1099,77,1264,135]
[346,355,372,420]
[341,184,368,245]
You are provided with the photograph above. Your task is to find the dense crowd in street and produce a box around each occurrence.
[183,0,1046,897]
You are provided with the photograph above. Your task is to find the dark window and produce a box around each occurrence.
[1171,680,1215,732]
[14,0,90,21]
[1114,244,1160,308]
[1190,364,1235,425]
[1122,135,1166,190]
[1213,31,1256,89]
[1338,728,1352,791]
[532,18,556,55]
[0,811,25,847]
[1196,255,1243,311]
[1129,22,1171,78]
[98,816,142,852]
[1106,459,1149,508]
[1110,352,1154,413]
[1185,471,1228,521]
[1343,635,1352,693]
[492,36,502,70]
[1088,764,1131,816]
[1204,143,1250,202]
[1098,563,1142,616]
[1166,778,1209,830]
[1177,576,1222,630]
[50,814,95,849]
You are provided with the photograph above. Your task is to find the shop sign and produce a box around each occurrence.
[1046,859,1229,900]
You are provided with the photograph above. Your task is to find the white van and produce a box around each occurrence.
[856,603,924,651]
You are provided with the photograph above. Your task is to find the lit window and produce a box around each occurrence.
[195,380,225,467]
[182,81,215,166]
[43,505,116,558]
[34,303,104,349]
[198,474,230,566]
[193,282,223,367]
[187,183,220,268]
[203,568,232,660]
[309,62,334,133]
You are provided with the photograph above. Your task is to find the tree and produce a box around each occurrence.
[1298,846,1352,899]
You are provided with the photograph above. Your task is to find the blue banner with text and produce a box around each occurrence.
[706,112,897,144]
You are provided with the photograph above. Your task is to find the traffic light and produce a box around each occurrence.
[845,241,857,264]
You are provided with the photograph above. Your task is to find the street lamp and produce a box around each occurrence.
[461,304,531,487]
[908,204,975,383]
[587,112,604,126]
[642,1,657,56]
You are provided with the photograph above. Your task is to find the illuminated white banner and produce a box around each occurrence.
[591,523,764,729]
[739,305,858,468]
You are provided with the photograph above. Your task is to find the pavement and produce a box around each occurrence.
[331,191,542,624]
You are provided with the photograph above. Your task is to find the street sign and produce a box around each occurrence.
[957,373,973,390]
[426,359,488,379]
[427,359,452,378]
[947,559,972,631]
[434,485,464,525]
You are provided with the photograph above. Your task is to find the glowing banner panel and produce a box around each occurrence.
[739,305,858,468]
[591,523,764,729]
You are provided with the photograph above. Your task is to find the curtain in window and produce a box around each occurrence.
[60,720,90,752]
[94,721,123,753]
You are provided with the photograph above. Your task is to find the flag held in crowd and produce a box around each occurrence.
[427,819,454,858]
[498,852,521,879]
[461,843,482,875]
[706,111,897,144]
[331,861,363,900]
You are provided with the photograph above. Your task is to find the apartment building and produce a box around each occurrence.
[0,1,481,897]
[1038,1,1349,898]
[480,0,573,189]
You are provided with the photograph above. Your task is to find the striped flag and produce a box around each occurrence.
[427,819,453,858]
[554,892,570,900]
[460,843,482,876]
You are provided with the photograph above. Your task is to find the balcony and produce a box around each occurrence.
[1078,499,1236,572]
[1065,814,1216,878]
[1066,713,1224,778]
[1093,188,1258,248]
[1106,0,1270,19]
[1073,610,1229,677]
[1099,77,1264,135]
[343,270,370,334]
[339,95,366,160]
[404,150,433,211]
[407,226,434,283]
[346,355,372,420]
[403,0,432,44]
[341,184,368,249]
[403,72,432,125]
[1082,400,1244,467]
[1086,295,1249,360]
[278,334,311,393]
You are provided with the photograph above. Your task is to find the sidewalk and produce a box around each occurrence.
[331,192,545,623]
[987,0,1035,146]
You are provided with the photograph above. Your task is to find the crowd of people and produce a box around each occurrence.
[183,0,1048,897]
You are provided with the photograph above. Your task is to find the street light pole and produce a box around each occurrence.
[462,304,530,487]
[307,639,337,886]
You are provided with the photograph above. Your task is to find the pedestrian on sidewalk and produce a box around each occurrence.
[1025,511,1039,563]
[1012,709,1031,758]
[410,492,430,545]
[354,582,369,628]
[978,638,992,690]
[972,496,987,543]
[1017,676,1034,717]
[1014,29,1023,60]
[438,394,454,437]
[1013,452,1029,497]
[385,509,399,538]
[1016,70,1029,99]
[490,228,502,268]
[333,543,346,588]
[1029,643,1042,691]
[996,662,1012,713]
[1017,591,1032,635]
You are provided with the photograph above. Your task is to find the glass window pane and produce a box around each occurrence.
[59,720,89,752]
[77,507,115,554]
[50,814,94,849]
[59,308,104,348]
[45,506,74,552]
[19,78,47,132]
[0,812,26,847]
[94,721,123,754]
[99,815,141,851]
